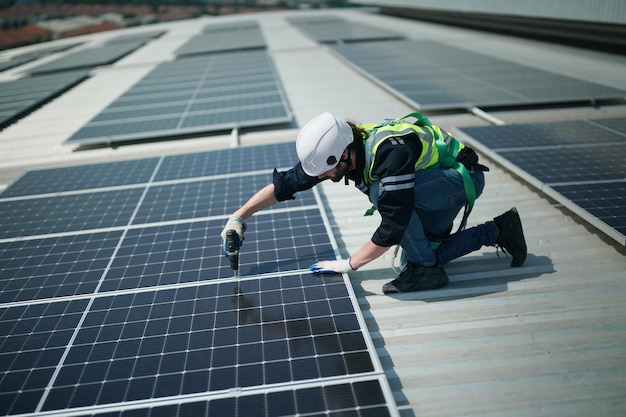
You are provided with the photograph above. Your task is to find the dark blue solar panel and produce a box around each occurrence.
[156,142,296,180]
[458,117,626,245]
[458,119,626,150]
[1,158,160,197]
[41,276,373,412]
[0,71,89,128]
[71,379,391,417]
[64,51,292,146]
[134,174,315,224]
[497,145,626,184]
[0,299,89,416]
[100,209,333,293]
[552,181,626,240]
[0,231,122,303]
[331,40,626,110]
[0,189,143,239]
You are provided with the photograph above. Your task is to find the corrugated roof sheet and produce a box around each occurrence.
[1,8,625,417]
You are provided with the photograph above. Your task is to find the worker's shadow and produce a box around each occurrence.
[350,252,555,301]
[348,252,553,416]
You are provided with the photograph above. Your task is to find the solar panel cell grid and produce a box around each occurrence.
[70,379,391,417]
[0,231,122,303]
[154,142,296,181]
[40,277,372,412]
[458,117,626,245]
[552,181,626,237]
[133,174,315,224]
[498,144,626,184]
[0,189,144,239]
[1,158,160,197]
[0,299,89,415]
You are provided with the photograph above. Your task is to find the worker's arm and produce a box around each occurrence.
[309,239,390,273]
[234,183,278,220]
[221,163,319,242]
[349,240,390,269]
[220,183,277,243]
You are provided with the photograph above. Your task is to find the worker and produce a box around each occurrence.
[221,112,527,294]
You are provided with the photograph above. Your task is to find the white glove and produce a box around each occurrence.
[220,215,247,243]
[309,258,355,274]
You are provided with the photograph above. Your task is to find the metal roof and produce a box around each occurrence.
[1,8,625,417]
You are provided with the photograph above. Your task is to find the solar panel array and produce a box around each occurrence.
[330,39,626,110]
[0,142,398,416]
[175,21,266,57]
[288,15,403,43]
[0,70,89,129]
[458,117,626,245]
[65,50,292,146]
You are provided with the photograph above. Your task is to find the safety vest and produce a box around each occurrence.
[359,121,465,186]
[359,113,477,232]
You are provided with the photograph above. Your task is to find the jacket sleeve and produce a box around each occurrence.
[370,138,420,247]
[272,162,322,202]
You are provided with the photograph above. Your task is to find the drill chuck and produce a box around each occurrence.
[225,229,240,272]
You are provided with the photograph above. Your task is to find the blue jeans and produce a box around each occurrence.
[369,168,499,268]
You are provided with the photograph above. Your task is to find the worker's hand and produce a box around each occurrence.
[309,258,355,274]
[220,215,247,244]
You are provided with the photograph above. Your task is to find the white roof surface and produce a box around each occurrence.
[1,8,625,417]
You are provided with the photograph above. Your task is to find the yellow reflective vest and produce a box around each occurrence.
[358,121,465,187]
[358,116,476,228]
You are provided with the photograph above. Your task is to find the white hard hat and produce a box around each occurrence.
[296,112,353,177]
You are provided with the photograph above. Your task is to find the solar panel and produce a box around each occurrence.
[0,231,122,303]
[0,70,89,129]
[0,42,81,72]
[65,51,292,146]
[0,142,398,416]
[133,174,316,225]
[0,299,90,415]
[175,22,265,56]
[0,158,160,197]
[330,40,626,110]
[458,117,626,245]
[156,141,296,181]
[288,15,403,43]
[105,30,166,45]
[28,42,146,75]
[0,188,145,239]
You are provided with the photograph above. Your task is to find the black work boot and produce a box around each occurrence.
[493,207,527,267]
[382,261,449,294]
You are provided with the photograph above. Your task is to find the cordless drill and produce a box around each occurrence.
[225,229,240,278]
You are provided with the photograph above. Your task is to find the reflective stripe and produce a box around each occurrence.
[381,182,414,192]
[381,173,414,184]
[381,173,415,192]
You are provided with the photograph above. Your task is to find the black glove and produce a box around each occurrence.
[456,146,489,172]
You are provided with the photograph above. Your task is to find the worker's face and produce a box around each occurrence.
[318,150,350,182]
